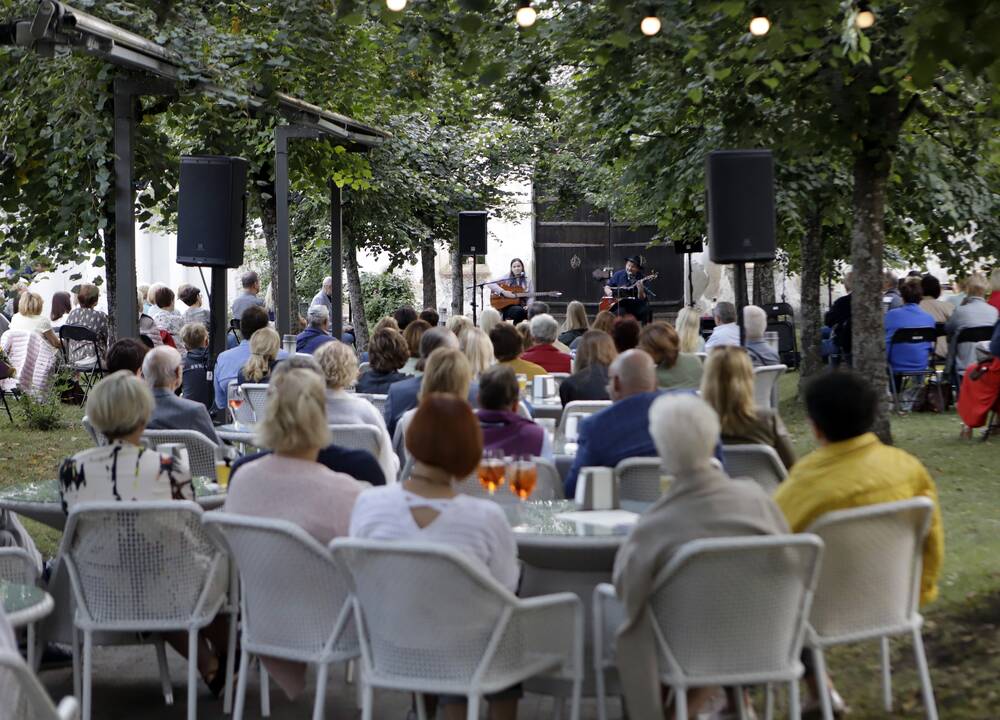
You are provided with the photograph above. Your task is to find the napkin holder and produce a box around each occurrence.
[574,466,619,511]
[533,375,556,400]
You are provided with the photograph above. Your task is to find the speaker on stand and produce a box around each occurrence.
[459,211,488,324]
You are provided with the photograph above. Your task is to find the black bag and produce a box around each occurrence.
[913,380,953,413]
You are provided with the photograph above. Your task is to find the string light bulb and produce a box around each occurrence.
[855,2,875,29]
[640,12,662,36]
[749,6,770,36]
[386,0,407,10]
[515,1,537,28]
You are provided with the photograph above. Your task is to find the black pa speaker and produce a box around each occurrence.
[706,150,776,264]
[177,155,248,267]
[458,211,488,256]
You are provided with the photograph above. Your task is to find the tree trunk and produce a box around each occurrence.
[344,230,369,349]
[255,183,298,321]
[450,243,464,317]
[798,210,824,395]
[752,262,776,305]
[850,151,892,444]
[421,241,437,311]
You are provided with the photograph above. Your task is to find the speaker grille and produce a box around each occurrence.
[706,150,776,264]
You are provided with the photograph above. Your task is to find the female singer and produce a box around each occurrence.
[487,258,534,324]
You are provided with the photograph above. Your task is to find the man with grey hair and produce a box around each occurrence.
[522,313,571,372]
[231,270,265,320]
[882,269,903,311]
[311,276,334,317]
[612,393,788,719]
[296,304,336,354]
[704,300,741,350]
[143,345,221,443]
[743,305,780,367]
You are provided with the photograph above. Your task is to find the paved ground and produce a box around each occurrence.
[39,645,625,719]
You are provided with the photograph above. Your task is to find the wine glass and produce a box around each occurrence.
[227,383,245,428]
[478,449,506,495]
[507,455,537,500]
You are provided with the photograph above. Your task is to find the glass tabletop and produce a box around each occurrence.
[0,476,221,504]
[1,581,47,614]
[505,500,643,538]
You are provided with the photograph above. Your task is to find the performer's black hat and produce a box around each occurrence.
[624,255,643,269]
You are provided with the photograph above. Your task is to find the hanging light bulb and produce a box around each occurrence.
[855,2,876,29]
[386,0,407,10]
[749,6,770,36]
[515,1,537,28]
[640,11,662,36]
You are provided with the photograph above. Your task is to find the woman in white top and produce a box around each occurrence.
[350,393,520,720]
[314,341,399,482]
[9,291,61,351]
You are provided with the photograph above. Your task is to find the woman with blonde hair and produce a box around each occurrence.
[446,314,473,342]
[238,326,280,384]
[572,309,615,350]
[675,306,705,354]
[373,315,400,333]
[700,346,795,469]
[560,330,616,405]
[9,290,61,350]
[639,321,703,390]
[478,306,502,337]
[559,300,589,346]
[462,326,495,377]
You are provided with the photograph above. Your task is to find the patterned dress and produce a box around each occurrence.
[63,307,109,363]
[150,307,187,356]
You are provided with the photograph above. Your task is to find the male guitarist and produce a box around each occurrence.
[604,256,653,324]
[487,258,534,323]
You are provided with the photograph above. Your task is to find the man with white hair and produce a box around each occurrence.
[612,393,788,719]
[144,345,221,443]
[521,313,571,372]
[296,304,336,354]
[311,276,334,317]
[743,305,780,367]
[704,300,741,349]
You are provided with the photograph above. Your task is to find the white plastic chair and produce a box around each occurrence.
[240,383,270,422]
[60,501,232,720]
[557,400,612,433]
[614,457,667,503]
[358,361,371,375]
[593,535,823,720]
[804,498,939,720]
[80,416,107,446]
[722,444,788,494]
[332,538,584,720]
[141,428,219,480]
[456,457,564,502]
[355,392,387,415]
[329,423,381,457]
[202,514,359,720]
[752,364,787,409]
[0,547,42,668]
[0,649,80,720]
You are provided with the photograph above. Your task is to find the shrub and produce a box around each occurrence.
[15,370,72,431]
[361,271,416,325]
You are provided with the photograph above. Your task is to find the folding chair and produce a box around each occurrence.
[950,325,995,388]
[558,400,612,435]
[752,364,787,410]
[58,325,105,400]
[764,302,800,369]
[887,327,940,412]
[355,392,388,415]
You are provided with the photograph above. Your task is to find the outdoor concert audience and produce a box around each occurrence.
[374,316,400,333]
[355,327,410,394]
[919,274,954,360]
[9,290,61,351]
[559,330,615,405]
[462,326,496,376]
[401,318,430,375]
[137,290,163,348]
[392,305,418,331]
[882,270,903,311]
[743,305,781,367]
[477,364,551,459]
[558,300,589,346]
[491,321,546,381]
[945,273,998,376]
[231,270,265,320]
[884,278,935,375]
[419,307,440,327]
[446,313,473,341]
[63,283,110,361]
[638,321,702,390]
[49,291,72,330]
[701,347,795,469]
[611,317,641,353]
[105,337,148,376]
[527,301,549,319]
[237,326,281,385]
[178,283,210,328]
[295,304,336,354]
[515,319,533,352]
[613,393,788,720]
[824,271,853,357]
[989,269,1000,313]
[478,306,502,337]
[213,306,279,410]
[674,306,705,354]
[143,345,221,444]
[521,313,571,372]
[179,322,213,411]
[704,301,740,350]
[149,285,187,356]
[384,326,462,436]
[225,366,364,700]
[315,340,398,483]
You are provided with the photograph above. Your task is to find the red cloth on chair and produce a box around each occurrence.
[957,358,1000,429]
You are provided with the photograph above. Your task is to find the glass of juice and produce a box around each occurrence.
[478,449,506,495]
[214,445,236,490]
[507,456,537,500]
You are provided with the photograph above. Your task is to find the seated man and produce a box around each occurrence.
[774,371,944,710]
[296,304,337,354]
[945,273,998,375]
[704,301,741,350]
[213,305,287,412]
[613,394,788,719]
[884,277,936,377]
[476,365,553,460]
[143,345,221,444]
[490,322,546,380]
[743,305,780,367]
[521,313,571,373]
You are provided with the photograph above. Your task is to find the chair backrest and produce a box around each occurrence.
[456,456,564,502]
[331,538,514,685]
[515,401,533,419]
[558,400,611,432]
[0,330,59,396]
[614,457,667,503]
[358,361,371,376]
[202,514,356,661]
[240,383,270,422]
[764,303,795,321]
[648,535,822,684]
[955,325,995,345]
[804,498,934,642]
[60,501,226,629]
[140,428,218,479]
[355,393,388,415]
[329,424,381,457]
[58,324,102,366]
[721,444,787,494]
[887,327,935,368]
[0,547,38,584]
[81,415,108,447]
[752,364,786,409]
[0,649,78,720]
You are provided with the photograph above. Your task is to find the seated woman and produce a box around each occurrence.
[638,321,703,390]
[9,291,61,351]
[401,319,430,376]
[50,291,72,331]
[149,285,187,356]
[611,317,641,352]
[700,346,796,469]
[315,341,398,483]
[477,365,552,460]
[462,326,495,378]
[558,300,589,347]
[559,330,616,405]
[237,326,280,385]
[571,309,615,350]
[224,367,364,699]
[64,283,110,362]
[355,327,410,394]
[350,394,520,720]
[675,306,706,354]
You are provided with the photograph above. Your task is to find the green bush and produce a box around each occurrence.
[15,371,72,431]
[361,272,416,325]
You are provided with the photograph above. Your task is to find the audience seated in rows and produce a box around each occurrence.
[213,306,283,411]
[884,278,935,374]
[946,273,998,374]
[9,291,61,351]
[296,304,337,354]
[742,305,780,367]
[350,394,521,720]
[355,327,410,394]
[237,327,280,386]
[106,337,148,376]
[558,300,589,347]
[180,323,213,411]
[178,283,210,328]
[224,366,365,699]
[400,318,430,376]
[478,306,502,338]
[386,327,462,436]
[559,330,615,406]
[919,274,954,360]
[446,314,473,342]
[419,307,439,327]
[571,309,615,350]
[704,301,740,350]
[231,270,265,321]
[393,306,418,331]
[521,313,571,373]
[674,306,705,354]
[143,345,221,444]
[491,322,546,381]
[50,291,71,330]
[638,321,702,390]
[149,285,187,356]
[613,393,789,719]
[462,326,495,377]
[477,365,551,460]
[701,347,796,469]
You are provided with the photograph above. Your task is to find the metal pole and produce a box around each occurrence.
[329,180,343,341]
[112,80,137,339]
[734,261,747,345]
[210,267,227,358]
[274,129,292,336]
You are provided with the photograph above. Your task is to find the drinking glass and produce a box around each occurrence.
[227,383,245,428]
[478,449,506,495]
[516,373,528,398]
[214,445,237,489]
[507,455,537,500]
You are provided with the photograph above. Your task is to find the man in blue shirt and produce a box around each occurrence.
[884,278,936,374]
[213,305,287,411]
[603,256,652,324]
[296,305,337,354]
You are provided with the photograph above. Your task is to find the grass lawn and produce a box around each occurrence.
[0,377,998,717]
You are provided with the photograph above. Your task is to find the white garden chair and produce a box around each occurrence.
[329,423,381,458]
[80,416,107,446]
[202,514,359,720]
[613,457,667,503]
[0,649,80,720]
[752,364,787,409]
[240,382,270,422]
[332,538,584,720]
[804,498,939,720]
[355,392,388,415]
[722,444,788,494]
[141,428,219,480]
[593,535,823,720]
[557,400,611,434]
[60,501,233,720]
[0,547,42,668]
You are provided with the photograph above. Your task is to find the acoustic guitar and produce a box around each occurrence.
[490,282,563,311]
[599,272,659,313]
